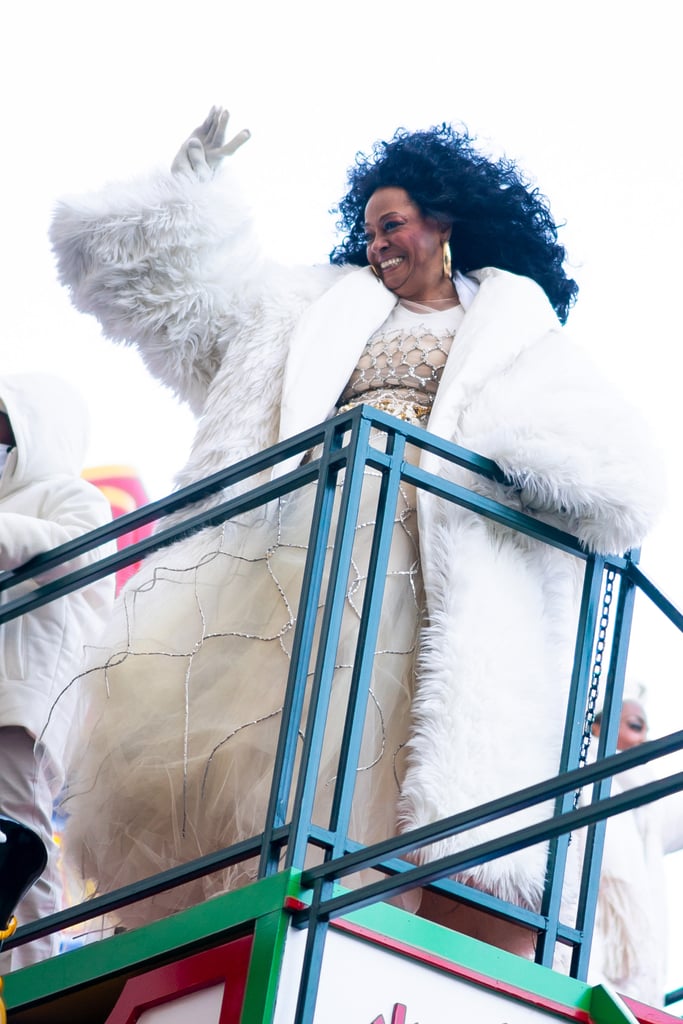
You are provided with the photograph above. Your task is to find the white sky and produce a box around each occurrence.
[3,0,683,993]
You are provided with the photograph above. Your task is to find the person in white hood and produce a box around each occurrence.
[588,692,683,1007]
[0,373,113,970]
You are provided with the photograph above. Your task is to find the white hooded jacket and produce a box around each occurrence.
[0,373,114,784]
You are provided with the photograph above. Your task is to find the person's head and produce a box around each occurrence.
[331,124,578,323]
[592,698,649,751]
[363,186,453,303]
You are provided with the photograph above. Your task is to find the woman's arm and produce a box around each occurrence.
[0,480,113,582]
[50,108,259,415]
[459,334,664,556]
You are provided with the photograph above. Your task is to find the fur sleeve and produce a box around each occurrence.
[50,166,264,414]
[459,335,665,555]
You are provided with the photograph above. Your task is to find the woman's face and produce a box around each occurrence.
[364,187,451,302]
[617,699,648,750]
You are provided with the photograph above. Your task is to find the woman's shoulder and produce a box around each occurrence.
[464,267,562,338]
[469,266,551,301]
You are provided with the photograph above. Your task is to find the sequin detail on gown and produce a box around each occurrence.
[338,310,458,424]
[57,307,461,927]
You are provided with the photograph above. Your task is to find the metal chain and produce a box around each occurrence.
[573,568,616,808]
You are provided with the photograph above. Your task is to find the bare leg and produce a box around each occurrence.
[416,888,538,959]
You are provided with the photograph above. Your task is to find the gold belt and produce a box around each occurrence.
[338,391,431,425]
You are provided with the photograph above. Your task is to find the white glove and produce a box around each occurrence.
[171,105,251,181]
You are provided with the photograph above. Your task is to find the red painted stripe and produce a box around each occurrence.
[103,936,253,1024]
[330,917,592,1022]
[621,996,683,1023]
[282,899,680,1022]
[283,896,308,912]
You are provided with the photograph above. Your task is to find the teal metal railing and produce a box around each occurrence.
[1,404,681,1020]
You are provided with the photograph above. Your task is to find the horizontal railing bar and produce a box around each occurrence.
[19,732,675,944]
[300,826,583,942]
[626,562,683,632]
[302,729,683,886]
[0,407,503,591]
[4,833,268,949]
[295,769,683,926]
[0,458,326,597]
[0,452,597,623]
[401,462,588,558]
[664,986,683,1007]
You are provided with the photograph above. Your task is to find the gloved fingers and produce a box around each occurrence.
[203,106,229,149]
[217,128,251,157]
[171,107,249,177]
[185,138,212,177]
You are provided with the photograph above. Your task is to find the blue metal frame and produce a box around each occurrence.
[1,405,681,1020]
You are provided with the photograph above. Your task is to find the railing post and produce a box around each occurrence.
[258,418,348,878]
[283,412,375,870]
[327,423,407,851]
[572,556,639,979]
[536,554,606,968]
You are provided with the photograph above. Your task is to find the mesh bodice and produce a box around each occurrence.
[338,301,465,425]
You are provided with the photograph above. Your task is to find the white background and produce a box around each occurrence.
[3,0,682,994]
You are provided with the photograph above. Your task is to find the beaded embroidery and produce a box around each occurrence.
[338,307,462,425]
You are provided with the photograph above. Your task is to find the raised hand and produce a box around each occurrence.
[171,106,251,181]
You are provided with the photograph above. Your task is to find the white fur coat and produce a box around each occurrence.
[50,162,663,910]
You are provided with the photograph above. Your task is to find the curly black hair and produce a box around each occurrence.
[330,124,578,323]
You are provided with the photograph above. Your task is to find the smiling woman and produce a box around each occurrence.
[364,188,455,304]
[47,106,662,961]
[331,123,578,323]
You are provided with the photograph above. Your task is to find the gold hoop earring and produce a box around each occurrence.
[369,264,380,279]
[442,241,452,279]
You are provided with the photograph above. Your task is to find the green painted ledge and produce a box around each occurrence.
[3,870,302,1022]
[309,892,646,1023]
[590,985,640,1024]
[299,888,596,1019]
[2,871,646,1023]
